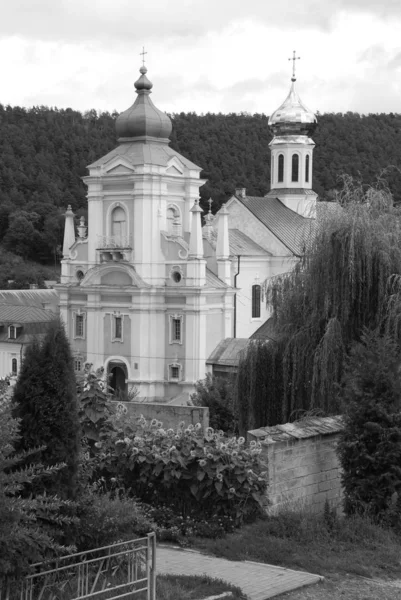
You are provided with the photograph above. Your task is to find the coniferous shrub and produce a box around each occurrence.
[0,393,75,582]
[337,329,401,521]
[12,319,80,499]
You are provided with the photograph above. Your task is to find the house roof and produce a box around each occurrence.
[0,289,59,308]
[235,194,315,256]
[0,304,56,324]
[251,317,281,342]
[89,141,201,171]
[206,337,249,367]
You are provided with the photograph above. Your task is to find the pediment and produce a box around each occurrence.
[105,163,136,175]
[166,165,183,175]
[80,264,150,288]
[166,157,184,176]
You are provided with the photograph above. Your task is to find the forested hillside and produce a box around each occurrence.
[0,104,401,286]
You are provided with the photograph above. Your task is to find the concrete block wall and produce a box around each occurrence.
[111,401,209,431]
[248,416,343,515]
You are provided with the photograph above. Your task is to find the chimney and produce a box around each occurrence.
[235,188,246,199]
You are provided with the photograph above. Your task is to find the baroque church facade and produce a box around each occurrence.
[58,61,318,400]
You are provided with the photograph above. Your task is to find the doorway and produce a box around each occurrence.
[108,362,127,399]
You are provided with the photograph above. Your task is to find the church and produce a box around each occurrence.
[58,58,318,401]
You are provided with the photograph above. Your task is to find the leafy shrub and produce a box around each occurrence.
[337,329,401,522]
[0,393,76,581]
[191,374,238,434]
[74,487,156,551]
[95,414,268,526]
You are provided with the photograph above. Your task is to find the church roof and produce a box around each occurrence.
[251,317,281,341]
[205,228,270,256]
[88,141,201,171]
[235,194,315,256]
[269,79,317,136]
[0,289,59,308]
[205,268,229,288]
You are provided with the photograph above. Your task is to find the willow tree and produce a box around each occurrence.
[236,176,401,433]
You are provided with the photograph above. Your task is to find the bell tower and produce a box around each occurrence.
[267,51,317,217]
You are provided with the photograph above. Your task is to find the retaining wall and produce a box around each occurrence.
[248,416,344,515]
[110,401,209,431]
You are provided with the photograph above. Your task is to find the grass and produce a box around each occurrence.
[188,506,401,581]
[153,574,246,599]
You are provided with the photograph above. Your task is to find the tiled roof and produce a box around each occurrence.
[205,268,229,289]
[205,228,270,257]
[206,337,249,366]
[251,317,280,341]
[89,142,201,171]
[236,195,315,256]
[248,415,344,444]
[0,289,59,308]
[0,304,56,323]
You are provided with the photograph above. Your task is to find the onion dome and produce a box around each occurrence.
[269,79,317,136]
[115,66,172,141]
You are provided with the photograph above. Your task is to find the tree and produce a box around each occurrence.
[12,319,80,499]
[0,387,75,581]
[337,330,401,521]
[236,176,401,433]
[191,374,238,434]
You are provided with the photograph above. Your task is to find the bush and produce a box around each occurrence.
[0,393,76,581]
[74,487,156,551]
[95,414,268,526]
[191,374,238,434]
[337,329,401,522]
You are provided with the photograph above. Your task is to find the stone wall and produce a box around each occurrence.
[110,401,209,431]
[248,416,344,515]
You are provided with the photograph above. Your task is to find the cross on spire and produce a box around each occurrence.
[140,46,148,67]
[288,50,300,82]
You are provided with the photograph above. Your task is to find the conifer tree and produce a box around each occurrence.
[337,330,401,520]
[12,318,80,499]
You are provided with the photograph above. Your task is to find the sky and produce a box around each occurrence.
[1,0,401,117]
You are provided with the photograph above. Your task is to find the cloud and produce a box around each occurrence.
[2,0,400,47]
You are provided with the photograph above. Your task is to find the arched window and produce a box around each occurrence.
[271,155,274,184]
[291,154,299,182]
[11,358,17,375]
[111,207,126,244]
[252,285,261,318]
[278,154,284,183]
[166,206,182,236]
[305,155,310,183]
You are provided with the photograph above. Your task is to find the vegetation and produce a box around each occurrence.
[1,105,401,284]
[337,330,401,522]
[191,374,238,434]
[12,319,81,499]
[236,177,401,432]
[0,387,75,581]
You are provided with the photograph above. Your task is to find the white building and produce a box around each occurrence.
[58,65,234,401]
[59,62,318,396]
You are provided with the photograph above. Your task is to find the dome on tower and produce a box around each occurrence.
[115,66,172,141]
[269,80,316,136]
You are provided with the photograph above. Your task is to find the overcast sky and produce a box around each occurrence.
[1,0,401,117]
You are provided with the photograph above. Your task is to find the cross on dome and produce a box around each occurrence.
[140,46,147,67]
[288,50,300,82]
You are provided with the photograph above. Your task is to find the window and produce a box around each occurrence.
[271,155,274,184]
[11,358,17,375]
[305,155,310,183]
[73,312,86,339]
[115,316,122,340]
[166,205,182,236]
[278,154,284,183]
[8,325,16,340]
[169,315,183,344]
[252,285,261,319]
[169,364,181,380]
[111,206,127,244]
[291,154,299,182]
[74,359,82,372]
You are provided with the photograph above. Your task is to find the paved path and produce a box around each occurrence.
[157,546,323,600]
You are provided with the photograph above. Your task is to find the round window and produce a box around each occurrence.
[171,271,182,283]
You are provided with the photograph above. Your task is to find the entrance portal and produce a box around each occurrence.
[108,362,127,398]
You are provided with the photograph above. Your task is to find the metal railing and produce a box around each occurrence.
[96,235,132,249]
[1,534,156,600]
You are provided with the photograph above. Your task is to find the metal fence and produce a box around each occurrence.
[1,534,156,600]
